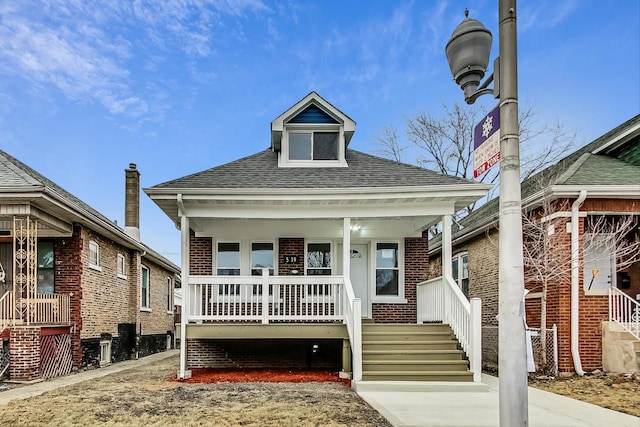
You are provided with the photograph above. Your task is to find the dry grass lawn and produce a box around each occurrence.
[0,355,391,427]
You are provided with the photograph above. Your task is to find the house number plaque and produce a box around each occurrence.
[284,255,299,264]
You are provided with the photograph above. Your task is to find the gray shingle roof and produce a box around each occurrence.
[0,149,178,272]
[152,148,475,189]
[429,114,640,250]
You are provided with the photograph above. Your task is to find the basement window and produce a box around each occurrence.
[99,339,112,366]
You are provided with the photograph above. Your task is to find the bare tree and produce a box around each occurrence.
[371,101,577,215]
[522,198,640,372]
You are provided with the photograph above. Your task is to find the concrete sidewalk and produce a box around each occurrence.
[355,374,640,427]
[0,350,179,406]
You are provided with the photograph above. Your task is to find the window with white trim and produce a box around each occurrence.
[583,233,615,291]
[452,252,469,297]
[251,242,274,276]
[166,276,173,312]
[306,242,332,295]
[289,131,339,161]
[89,240,101,271]
[217,242,240,276]
[375,243,399,297]
[99,338,112,366]
[117,253,127,279]
[141,265,150,310]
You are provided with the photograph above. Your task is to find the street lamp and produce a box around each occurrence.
[445,1,528,426]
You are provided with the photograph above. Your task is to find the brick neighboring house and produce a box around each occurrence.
[429,114,640,374]
[145,92,491,383]
[0,153,180,381]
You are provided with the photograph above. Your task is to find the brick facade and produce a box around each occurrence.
[439,197,640,373]
[371,237,428,323]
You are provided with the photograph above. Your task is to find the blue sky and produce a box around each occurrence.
[1,0,638,265]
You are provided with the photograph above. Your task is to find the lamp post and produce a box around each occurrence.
[445,1,528,426]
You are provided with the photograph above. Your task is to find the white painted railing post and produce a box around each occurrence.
[470,297,482,382]
[352,297,362,382]
[261,268,270,324]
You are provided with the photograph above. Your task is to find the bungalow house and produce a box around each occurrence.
[145,92,491,383]
[0,153,180,381]
[429,114,640,375]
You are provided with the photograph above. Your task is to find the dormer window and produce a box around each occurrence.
[271,92,356,168]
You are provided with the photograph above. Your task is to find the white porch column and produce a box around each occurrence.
[442,214,453,325]
[179,212,190,380]
[442,214,453,278]
[343,218,351,280]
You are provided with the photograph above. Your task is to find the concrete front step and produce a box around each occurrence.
[362,370,474,382]
[363,349,464,361]
[363,359,469,372]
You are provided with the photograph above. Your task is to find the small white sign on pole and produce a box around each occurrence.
[473,105,501,178]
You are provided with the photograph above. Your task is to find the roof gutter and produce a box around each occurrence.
[571,190,587,376]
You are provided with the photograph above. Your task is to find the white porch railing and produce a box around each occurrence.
[609,287,640,340]
[1,291,71,329]
[1,291,15,332]
[186,270,362,380]
[416,276,482,382]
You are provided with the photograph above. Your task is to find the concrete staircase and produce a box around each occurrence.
[362,323,473,382]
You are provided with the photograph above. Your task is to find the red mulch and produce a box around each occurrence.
[172,368,351,386]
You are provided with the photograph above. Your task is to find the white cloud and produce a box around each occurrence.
[0,0,269,118]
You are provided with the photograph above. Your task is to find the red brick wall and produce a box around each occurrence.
[279,238,305,275]
[371,237,428,323]
[54,223,83,366]
[189,229,212,275]
[9,326,41,381]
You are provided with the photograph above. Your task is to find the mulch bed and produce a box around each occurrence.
[173,368,352,386]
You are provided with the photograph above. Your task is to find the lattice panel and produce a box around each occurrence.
[0,344,9,379]
[40,333,73,379]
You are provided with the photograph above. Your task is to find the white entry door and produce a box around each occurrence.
[350,244,370,318]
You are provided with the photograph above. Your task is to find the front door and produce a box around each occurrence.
[350,244,370,318]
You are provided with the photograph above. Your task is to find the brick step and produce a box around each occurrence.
[362,370,474,382]
[363,359,469,372]
[363,349,464,361]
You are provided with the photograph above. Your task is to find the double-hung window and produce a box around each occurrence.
[289,131,339,161]
[37,240,54,294]
[375,243,400,297]
[89,240,101,271]
[452,252,469,297]
[141,265,150,310]
[117,253,127,279]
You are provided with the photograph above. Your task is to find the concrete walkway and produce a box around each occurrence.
[2,354,638,426]
[0,350,179,406]
[355,374,640,427]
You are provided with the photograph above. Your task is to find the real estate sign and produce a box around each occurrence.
[473,105,500,178]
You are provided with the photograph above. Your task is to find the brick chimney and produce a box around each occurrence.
[124,163,140,241]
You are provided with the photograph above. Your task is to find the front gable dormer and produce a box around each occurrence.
[271,92,356,167]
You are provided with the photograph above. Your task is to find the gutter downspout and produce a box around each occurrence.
[571,190,587,376]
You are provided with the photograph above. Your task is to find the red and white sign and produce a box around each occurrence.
[473,106,500,178]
